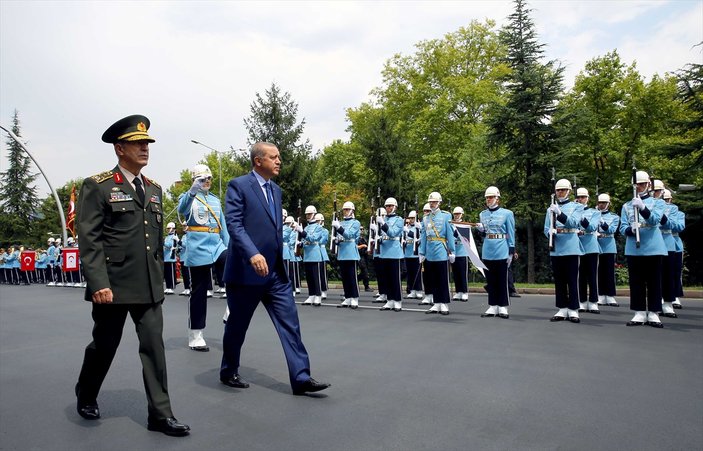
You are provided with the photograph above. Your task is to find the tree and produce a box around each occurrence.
[29,178,83,247]
[0,110,39,245]
[486,0,565,283]
[243,82,318,211]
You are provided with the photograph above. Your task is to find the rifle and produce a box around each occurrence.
[295,198,303,257]
[413,194,420,255]
[632,159,641,248]
[329,192,338,255]
[373,187,382,256]
[401,201,407,251]
[368,196,377,256]
[549,167,557,252]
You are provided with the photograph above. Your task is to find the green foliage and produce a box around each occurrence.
[29,179,83,248]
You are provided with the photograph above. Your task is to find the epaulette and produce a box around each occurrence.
[90,170,114,183]
[144,176,161,189]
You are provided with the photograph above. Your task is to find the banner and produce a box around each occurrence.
[452,223,487,277]
[20,251,36,271]
[62,248,80,272]
[66,184,76,238]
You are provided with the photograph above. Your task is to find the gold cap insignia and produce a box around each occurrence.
[137,122,147,132]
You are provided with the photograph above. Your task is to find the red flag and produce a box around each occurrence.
[20,251,36,271]
[66,184,76,238]
[62,248,80,272]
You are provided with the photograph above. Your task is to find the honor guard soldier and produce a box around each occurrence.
[477,186,515,319]
[178,224,192,296]
[298,205,324,305]
[75,114,189,436]
[544,179,584,323]
[660,189,685,315]
[419,203,433,305]
[619,170,667,328]
[163,222,179,294]
[46,238,58,285]
[0,248,8,284]
[333,201,362,309]
[178,164,229,351]
[450,206,470,302]
[314,213,330,299]
[403,210,424,299]
[595,194,620,307]
[283,215,295,279]
[419,192,456,315]
[374,197,405,312]
[372,208,389,303]
[575,188,602,314]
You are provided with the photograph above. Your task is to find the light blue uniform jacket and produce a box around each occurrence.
[578,207,601,254]
[403,223,422,258]
[660,204,685,253]
[543,200,585,257]
[619,195,667,256]
[336,218,361,261]
[419,210,456,261]
[47,245,58,265]
[596,211,619,254]
[163,233,179,263]
[302,222,325,263]
[282,226,293,261]
[379,215,404,259]
[479,207,515,260]
[178,191,229,266]
[36,253,48,269]
[319,228,330,262]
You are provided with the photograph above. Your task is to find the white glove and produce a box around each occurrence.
[476,223,485,233]
[549,204,561,215]
[403,226,410,234]
[632,197,645,210]
[419,255,426,264]
[295,225,304,233]
[335,235,344,243]
[369,223,378,233]
[189,177,205,195]
[630,221,640,232]
[507,254,513,267]
[331,219,340,229]
[376,216,385,226]
[448,253,456,264]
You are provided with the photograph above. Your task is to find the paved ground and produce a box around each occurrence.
[1,284,701,451]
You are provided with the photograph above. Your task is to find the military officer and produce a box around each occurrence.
[544,178,584,323]
[403,210,424,299]
[419,192,456,315]
[298,205,324,306]
[575,188,602,314]
[163,222,179,294]
[75,114,189,436]
[478,186,515,319]
[595,193,620,307]
[619,170,667,328]
[450,206,470,302]
[332,201,362,309]
[178,164,229,351]
[314,212,330,300]
[375,197,405,312]
[660,189,685,316]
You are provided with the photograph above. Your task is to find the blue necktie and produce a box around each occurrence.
[264,182,276,221]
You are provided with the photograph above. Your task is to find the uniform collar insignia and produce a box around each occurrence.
[113,172,124,184]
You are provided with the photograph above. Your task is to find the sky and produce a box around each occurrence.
[1,0,701,197]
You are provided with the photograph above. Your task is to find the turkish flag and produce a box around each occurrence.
[20,251,36,271]
[62,248,80,272]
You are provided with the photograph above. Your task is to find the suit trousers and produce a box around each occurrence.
[551,255,580,310]
[77,301,173,420]
[578,253,599,303]
[627,255,663,312]
[597,253,616,297]
[485,259,509,307]
[221,271,311,389]
[338,260,359,298]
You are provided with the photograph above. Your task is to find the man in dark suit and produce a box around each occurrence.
[75,115,189,436]
[220,141,330,395]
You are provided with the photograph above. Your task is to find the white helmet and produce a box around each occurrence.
[663,189,672,200]
[576,188,589,197]
[653,179,665,190]
[635,171,649,184]
[284,216,294,224]
[47,237,55,244]
[555,179,572,190]
[282,209,288,217]
[305,205,317,215]
[191,164,212,180]
[314,213,324,222]
[422,203,431,212]
[67,237,75,245]
[428,191,442,202]
[408,210,417,218]
[55,238,62,244]
[166,222,176,229]
[453,206,464,215]
[485,186,500,197]
[384,197,398,207]
[597,193,611,203]
[342,201,355,210]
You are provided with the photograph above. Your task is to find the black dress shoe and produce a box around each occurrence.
[648,321,664,328]
[350,305,358,310]
[147,417,190,437]
[587,309,601,314]
[626,321,644,326]
[220,374,250,388]
[498,313,509,319]
[662,312,678,318]
[393,308,402,312]
[293,378,330,395]
[673,304,682,309]
[480,313,496,318]
[550,316,565,322]
[509,292,521,298]
[337,304,349,308]
[425,309,438,314]
[568,317,580,323]
[190,345,209,352]
[578,308,586,313]
[380,306,392,311]
[75,383,100,420]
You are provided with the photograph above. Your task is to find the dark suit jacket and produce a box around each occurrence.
[78,165,165,303]
[223,171,287,286]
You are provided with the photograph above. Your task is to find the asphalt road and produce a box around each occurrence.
[1,284,701,451]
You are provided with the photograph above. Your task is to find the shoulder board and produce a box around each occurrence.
[144,176,161,189]
[90,170,114,183]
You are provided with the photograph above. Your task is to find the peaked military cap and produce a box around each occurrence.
[102,114,156,144]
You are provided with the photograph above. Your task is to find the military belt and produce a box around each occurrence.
[556,228,579,234]
[486,234,506,239]
[639,224,654,228]
[382,237,401,241]
[189,226,220,233]
[427,237,447,242]
[661,230,672,235]
[599,234,614,238]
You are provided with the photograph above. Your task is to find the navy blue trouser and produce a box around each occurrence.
[338,260,359,298]
[424,260,450,303]
[451,256,469,293]
[579,253,599,303]
[380,258,402,301]
[627,255,663,312]
[597,253,616,297]
[405,258,422,293]
[485,259,509,307]
[551,255,580,310]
